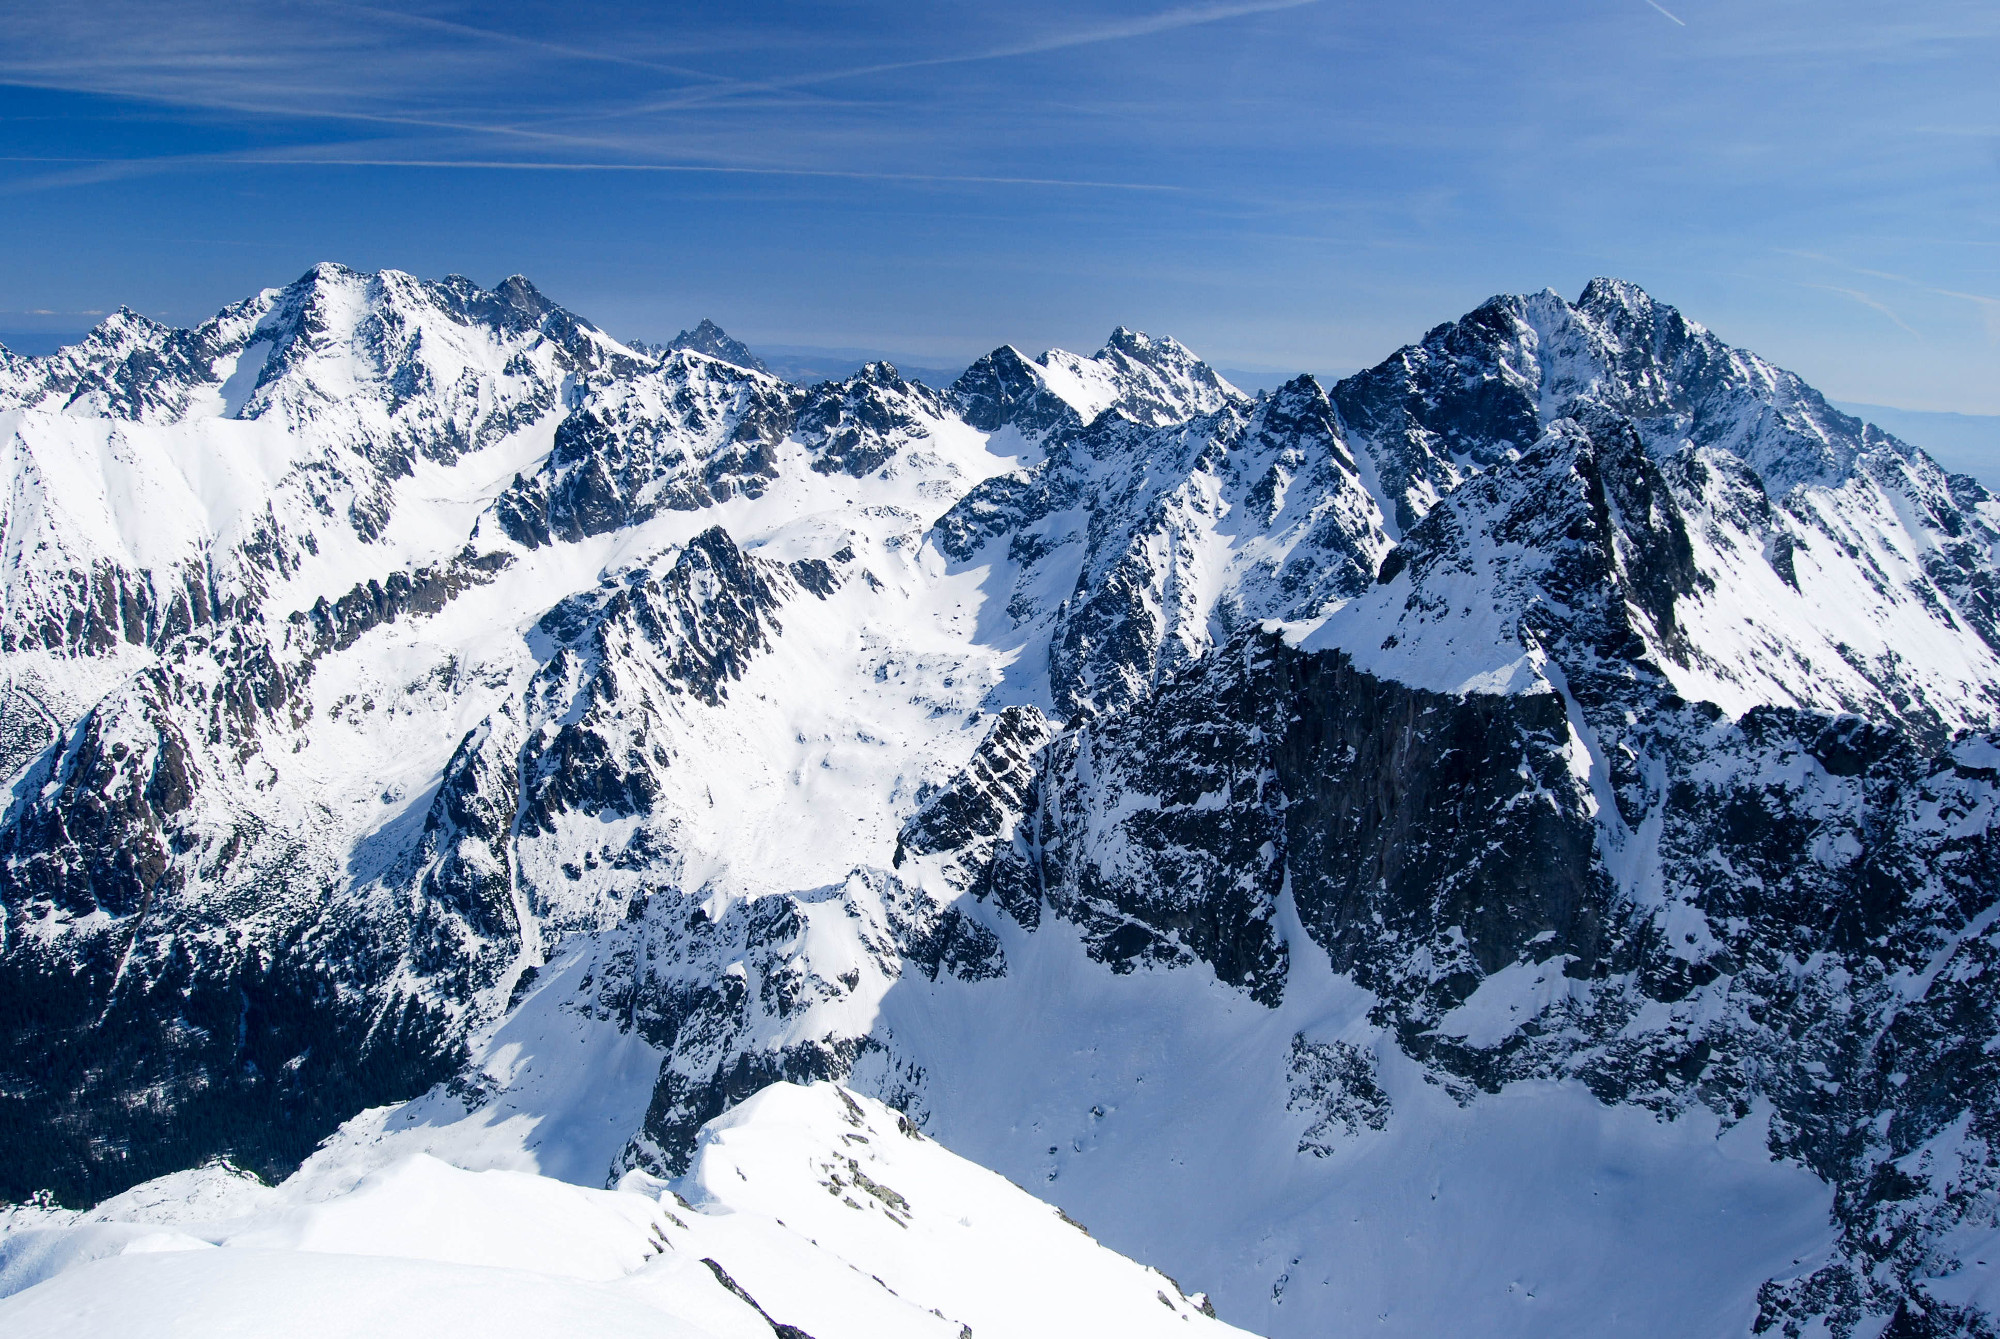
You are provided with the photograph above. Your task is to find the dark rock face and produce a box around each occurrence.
[950,346,1085,437]
[1288,1034,1391,1154]
[796,363,950,478]
[1279,647,1611,1008]
[911,628,1604,1015]
[493,359,803,548]
[604,868,992,1179]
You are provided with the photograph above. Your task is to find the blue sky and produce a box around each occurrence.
[0,1,1996,412]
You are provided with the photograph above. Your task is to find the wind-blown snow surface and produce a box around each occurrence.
[0,1082,1251,1339]
[4,266,2000,1337]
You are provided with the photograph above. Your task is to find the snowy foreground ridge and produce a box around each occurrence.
[1,1083,1247,1339]
[2,266,2000,1337]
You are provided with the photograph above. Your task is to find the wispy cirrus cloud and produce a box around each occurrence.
[1804,283,1919,337]
[0,148,1188,195]
[0,2,1317,133]
[0,2,1313,193]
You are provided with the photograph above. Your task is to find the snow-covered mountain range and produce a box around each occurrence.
[2,263,1998,1338]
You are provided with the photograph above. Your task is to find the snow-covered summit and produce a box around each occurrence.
[1334,276,1924,533]
[952,327,1244,438]
[0,264,645,440]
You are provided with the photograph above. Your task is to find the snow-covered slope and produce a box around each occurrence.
[3,267,2000,1338]
[0,263,647,777]
[0,1082,1251,1339]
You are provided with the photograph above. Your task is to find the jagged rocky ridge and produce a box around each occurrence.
[3,266,2000,1336]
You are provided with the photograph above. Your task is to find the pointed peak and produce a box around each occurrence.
[1253,375,1343,444]
[663,320,766,374]
[1101,325,1187,359]
[1096,326,1217,375]
[1575,276,1663,317]
[965,343,1037,371]
[684,523,746,561]
[294,260,360,288]
[88,306,172,341]
[1269,371,1329,402]
[952,344,1079,433]
[480,273,562,328]
[492,273,549,303]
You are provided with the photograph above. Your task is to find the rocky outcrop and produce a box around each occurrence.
[950,345,1085,437]
[659,318,769,373]
[796,363,951,478]
[493,357,803,547]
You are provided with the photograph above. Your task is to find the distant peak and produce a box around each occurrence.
[1575,276,1661,314]
[92,306,171,339]
[493,273,547,302]
[296,260,360,286]
[1271,371,1327,400]
[968,343,1037,371]
[664,319,767,374]
[856,359,902,383]
[1104,325,1161,354]
[1099,326,1211,371]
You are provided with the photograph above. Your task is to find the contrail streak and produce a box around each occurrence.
[0,152,1186,194]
